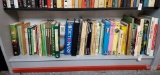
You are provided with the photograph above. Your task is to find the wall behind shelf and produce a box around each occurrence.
[18,10,140,25]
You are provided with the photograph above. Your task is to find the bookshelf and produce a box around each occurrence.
[0,0,160,74]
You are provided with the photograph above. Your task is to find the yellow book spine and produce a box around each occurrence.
[117,30,123,56]
[91,22,96,55]
[57,0,62,8]
[104,0,107,8]
[72,0,75,8]
[78,0,82,8]
[112,22,120,55]
[120,25,128,55]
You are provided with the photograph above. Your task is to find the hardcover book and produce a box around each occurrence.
[59,25,65,54]
[51,21,56,56]
[54,22,60,58]
[99,0,104,8]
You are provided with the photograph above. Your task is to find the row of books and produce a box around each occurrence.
[10,16,159,58]
[3,0,159,8]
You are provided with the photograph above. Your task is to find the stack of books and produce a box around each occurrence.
[9,15,159,58]
[3,0,158,8]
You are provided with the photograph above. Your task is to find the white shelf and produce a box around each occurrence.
[9,54,154,62]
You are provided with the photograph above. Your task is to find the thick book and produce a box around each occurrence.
[133,0,137,7]
[41,22,47,56]
[67,0,72,8]
[54,22,60,58]
[104,0,107,7]
[98,22,105,54]
[102,19,111,55]
[144,0,149,7]
[90,0,94,8]
[108,21,115,55]
[17,25,23,55]
[95,22,100,55]
[78,0,82,8]
[148,0,155,7]
[117,30,124,55]
[51,21,56,56]
[118,0,121,7]
[9,22,24,56]
[77,18,83,55]
[7,0,11,8]
[82,0,86,8]
[64,20,74,55]
[59,25,65,54]
[14,0,19,8]
[71,20,80,56]
[112,21,120,55]
[37,24,42,56]
[99,0,104,8]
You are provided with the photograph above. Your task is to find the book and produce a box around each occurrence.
[39,0,42,8]
[108,0,112,7]
[61,0,64,8]
[37,24,42,56]
[51,21,56,56]
[31,0,35,8]
[117,30,124,55]
[41,22,47,56]
[9,22,24,56]
[25,28,29,55]
[27,27,32,55]
[59,25,65,54]
[75,0,79,8]
[99,0,104,8]
[86,0,90,8]
[94,0,99,8]
[71,20,80,56]
[154,0,160,7]
[2,0,7,8]
[72,0,75,8]
[27,0,31,8]
[112,0,116,7]
[130,0,134,7]
[78,0,82,8]
[108,21,115,55]
[123,0,127,7]
[118,0,121,7]
[104,0,107,7]
[150,18,159,56]
[136,0,140,7]
[14,0,19,8]
[64,20,74,55]
[102,19,111,55]
[35,0,39,8]
[98,22,105,54]
[77,18,83,55]
[7,0,11,8]
[133,0,137,7]
[148,0,155,7]
[53,0,57,8]
[112,21,120,55]
[90,0,94,8]
[95,22,100,55]
[115,0,118,7]
[64,0,67,8]
[10,0,14,8]
[54,22,60,58]
[17,25,23,55]
[82,0,86,8]
[144,0,149,7]
[47,0,51,8]
[67,0,72,8]
[57,0,62,8]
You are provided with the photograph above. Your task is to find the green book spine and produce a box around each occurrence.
[51,23,55,56]
[27,28,32,55]
[112,0,116,7]
[54,23,60,58]
[17,26,22,55]
[41,24,47,56]
[9,25,20,56]
[98,23,105,54]
[31,28,34,55]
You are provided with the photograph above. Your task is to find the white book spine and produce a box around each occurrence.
[64,0,68,8]
[117,30,123,56]
[95,23,100,55]
[136,0,140,7]
[7,0,11,8]
[67,0,72,8]
[75,0,79,8]
[147,17,155,55]
[134,26,141,56]
[25,28,29,55]
[33,30,36,53]
[94,0,99,8]
[148,0,155,7]
[14,0,19,8]
[55,29,59,51]
[99,0,104,8]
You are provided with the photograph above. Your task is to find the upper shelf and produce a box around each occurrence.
[4,7,158,11]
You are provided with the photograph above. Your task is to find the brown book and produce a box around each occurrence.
[62,0,64,8]
[20,22,30,55]
[79,0,82,8]
[72,0,75,8]
[118,0,121,7]
[108,0,112,7]
[130,0,134,7]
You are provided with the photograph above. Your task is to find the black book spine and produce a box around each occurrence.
[10,0,15,8]
[77,19,83,55]
[44,0,47,8]
[140,0,144,7]
[42,0,45,8]
[71,22,80,56]
[39,0,42,8]
[123,0,127,7]
[120,0,124,7]
[127,0,131,7]
[2,0,7,8]
[31,0,35,8]
[18,0,24,8]
[53,0,57,8]
[85,21,92,55]
[154,0,160,7]
[35,0,39,8]
[27,0,32,8]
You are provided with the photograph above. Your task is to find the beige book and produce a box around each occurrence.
[72,0,75,8]
[117,30,123,56]
[130,0,134,7]
[57,0,62,8]
[148,0,155,7]
[95,22,100,55]
[67,0,72,8]
[78,0,82,8]
[136,0,140,7]
[99,0,104,8]
[51,0,53,8]
[94,0,99,8]
[118,0,121,7]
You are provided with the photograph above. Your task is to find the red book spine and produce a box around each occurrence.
[151,24,158,50]
[35,27,38,54]
[47,0,51,8]
[92,0,94,8]
[90,0,92,8]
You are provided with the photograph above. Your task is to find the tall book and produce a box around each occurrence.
[57,0,62,8]
[67,0,72,8]
[72,0,75,8]
[133,0,137,7]
[90,0,94,8]
[17,25,23,55]
[82,0,86,8]
[118,0,121,7]
[64,20,74,55]
[99,0,104,8]
[98,22,105,54]
[104,0,107,8]
[9,22,24,56]
[59,25,65,54]
[54,22,60,58]
[6,0,11,8]
[86,20,92,55]
[51,21,56,56]
[71,20,80,56]
[86,0,90,8]
[27,26,32,55]
[150,18,159,56]
[77,18,83,55]
[10,0,14,8]
[102,19,111,55]
[112,21,120,55]
[37,24,42,56]
[130,0,134,7]
[117,30,124,55]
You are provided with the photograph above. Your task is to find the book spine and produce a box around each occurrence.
[133,0,137,7]
[75,0,78,8]
[51,23,55,56]
[99,0,104,8]
[108,21,115,55]
[94,0,98,8]
[31,0,35,8]
[126,23,132,55]
[42,0,45,7]
[64,0,67,8]
[136,0,140,7]
[10,0,15,8]
[108,0,112,7]
[3,0,7,8]
[78,0,82,8]
[10,25,20,56]
[62,0,64,8]
[67,0,72,8]
[57,0,62,8]
[85,22,92,55]
[44,0,47,8]
[140,0,144,7]
[50,0,53,8]
[7,0,11,8]
[33,29,36,54]
[17,26,22,55]
[148,0,155,7]
[118,0,121,7]
[72,0,75,8]
[126,0,131,7]
[54,24,60,58]
[59,25,65,54]
[144,0,148,7]
[112,22,120,55]
[39,0,42,8]
[30,28,34,55]
[27,28,32,55]
[117,30,123,55]
[98,23,104,54]
[46,29,49,56]
[82,0,86,8]
[102,20,111,55]
[90,22,96,55]
[47,0,51,8]
[35,27,38,54]
[86,0,90,8]
[25,28,29,55]
[95,23,100,55]
[14,0,19,8]
[53,0,56,8]
[64,21,74,55]
[112,0,116,7]
[77,19,83,55]
[130,0,134,7]
[18,0,24,8]
[134,26,140,56]
[27,0,32,8]
[104,0,107,8]
[71,22,80,56]
[35,0,39,8]
[41,24,47,56]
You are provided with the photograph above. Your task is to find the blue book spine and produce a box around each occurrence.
[64,21,74,55]
[133,0,137,7]
[144,0,149,7]
[102,20,111,55]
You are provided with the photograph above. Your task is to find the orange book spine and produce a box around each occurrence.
[62,0,64,8]
[47,0,51,8]
[108,0,112,7]
[72,0,75,8]
[82,0,86,8]
[92,0,94,8]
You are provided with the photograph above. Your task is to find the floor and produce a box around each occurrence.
[1,71,160,75]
